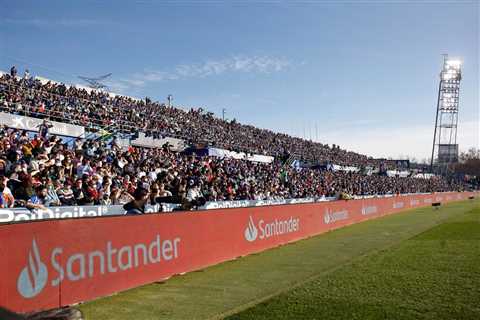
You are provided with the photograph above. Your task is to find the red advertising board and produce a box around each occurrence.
[0,192,476,313]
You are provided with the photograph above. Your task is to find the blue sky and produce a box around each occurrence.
[1,0,478,161]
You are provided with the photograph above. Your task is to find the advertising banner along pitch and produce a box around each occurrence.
[0,192,476,313]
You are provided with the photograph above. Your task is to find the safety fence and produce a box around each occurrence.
[0,191,476,313]
[0,198,319,224]
[0,194,445,224]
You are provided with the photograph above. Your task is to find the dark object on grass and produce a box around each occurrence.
[468,196,474,200]
[0,306,24,320]
[0,306,84,320]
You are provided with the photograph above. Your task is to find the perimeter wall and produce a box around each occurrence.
[0,191,477,313]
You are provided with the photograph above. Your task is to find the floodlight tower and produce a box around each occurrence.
[430,54,462,171]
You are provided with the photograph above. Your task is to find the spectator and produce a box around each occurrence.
[57,180,76,206]
[149,184,160,205]
[72,179,85,205]
[0,175,14,208]
[76,159,93,177]
[117,189,135,205]
[45,178,61,206]
[123,187,149,214]
[186,181,202,202]
[158,183,172,197]
[99,191,112,205]
[10,66,17,78]
[37,120,53,139]
[27,185,48,209]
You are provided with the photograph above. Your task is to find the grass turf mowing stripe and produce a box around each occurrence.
[226,202,480,320]
[79,200,479,320]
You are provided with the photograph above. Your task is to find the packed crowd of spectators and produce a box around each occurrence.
[0,124,465,209]
[1,69,396,169]
[0,67,470,210]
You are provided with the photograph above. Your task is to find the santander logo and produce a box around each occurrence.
[410,199,420,206]
[16,234,182,299]
[324,209,349,224]
[244,215,259,242]
[393,202,404,209]
[17,238,48,298]
[244,215,299,242]
[361,206,377,216]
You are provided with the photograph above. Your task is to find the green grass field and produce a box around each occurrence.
[79,199,480,320]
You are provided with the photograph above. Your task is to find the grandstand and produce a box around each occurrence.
[0,66,478,320]
[0,68,475,214]
[1,2,478,319]
[0,69,415,166]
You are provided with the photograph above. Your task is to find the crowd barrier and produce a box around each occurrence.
[0,191,476,313]
[0,194,436,223]
[0,199,322,224]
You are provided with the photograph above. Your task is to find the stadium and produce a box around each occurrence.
[0,2,479,320]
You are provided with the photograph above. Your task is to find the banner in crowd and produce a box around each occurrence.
[364,166,380,176]
[413,173,435,179]
[208,147,274,163]
[327,163,360,173]
[0,191,476,313]
[386,170,410,178]
[394,159,410,168]
[130,132,186,151]
[0,112,85,137]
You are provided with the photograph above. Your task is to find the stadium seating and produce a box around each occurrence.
[0,70,472,209]
[0,72,397,167]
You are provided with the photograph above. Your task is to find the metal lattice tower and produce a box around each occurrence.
[430,54,462,170]
[78,73,112,90]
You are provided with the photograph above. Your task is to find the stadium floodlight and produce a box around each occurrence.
[446,59,462,69]
[442,73,452,81]
[430,54,463,171]
[441,58,462,81]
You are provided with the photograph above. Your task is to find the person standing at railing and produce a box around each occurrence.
[123,187,149,214]
[23,69,30,80]
[37,119,53,139]
[10,66,17,78]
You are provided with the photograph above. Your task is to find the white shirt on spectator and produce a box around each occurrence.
[187,187,201,201]
[148,171,157,181]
